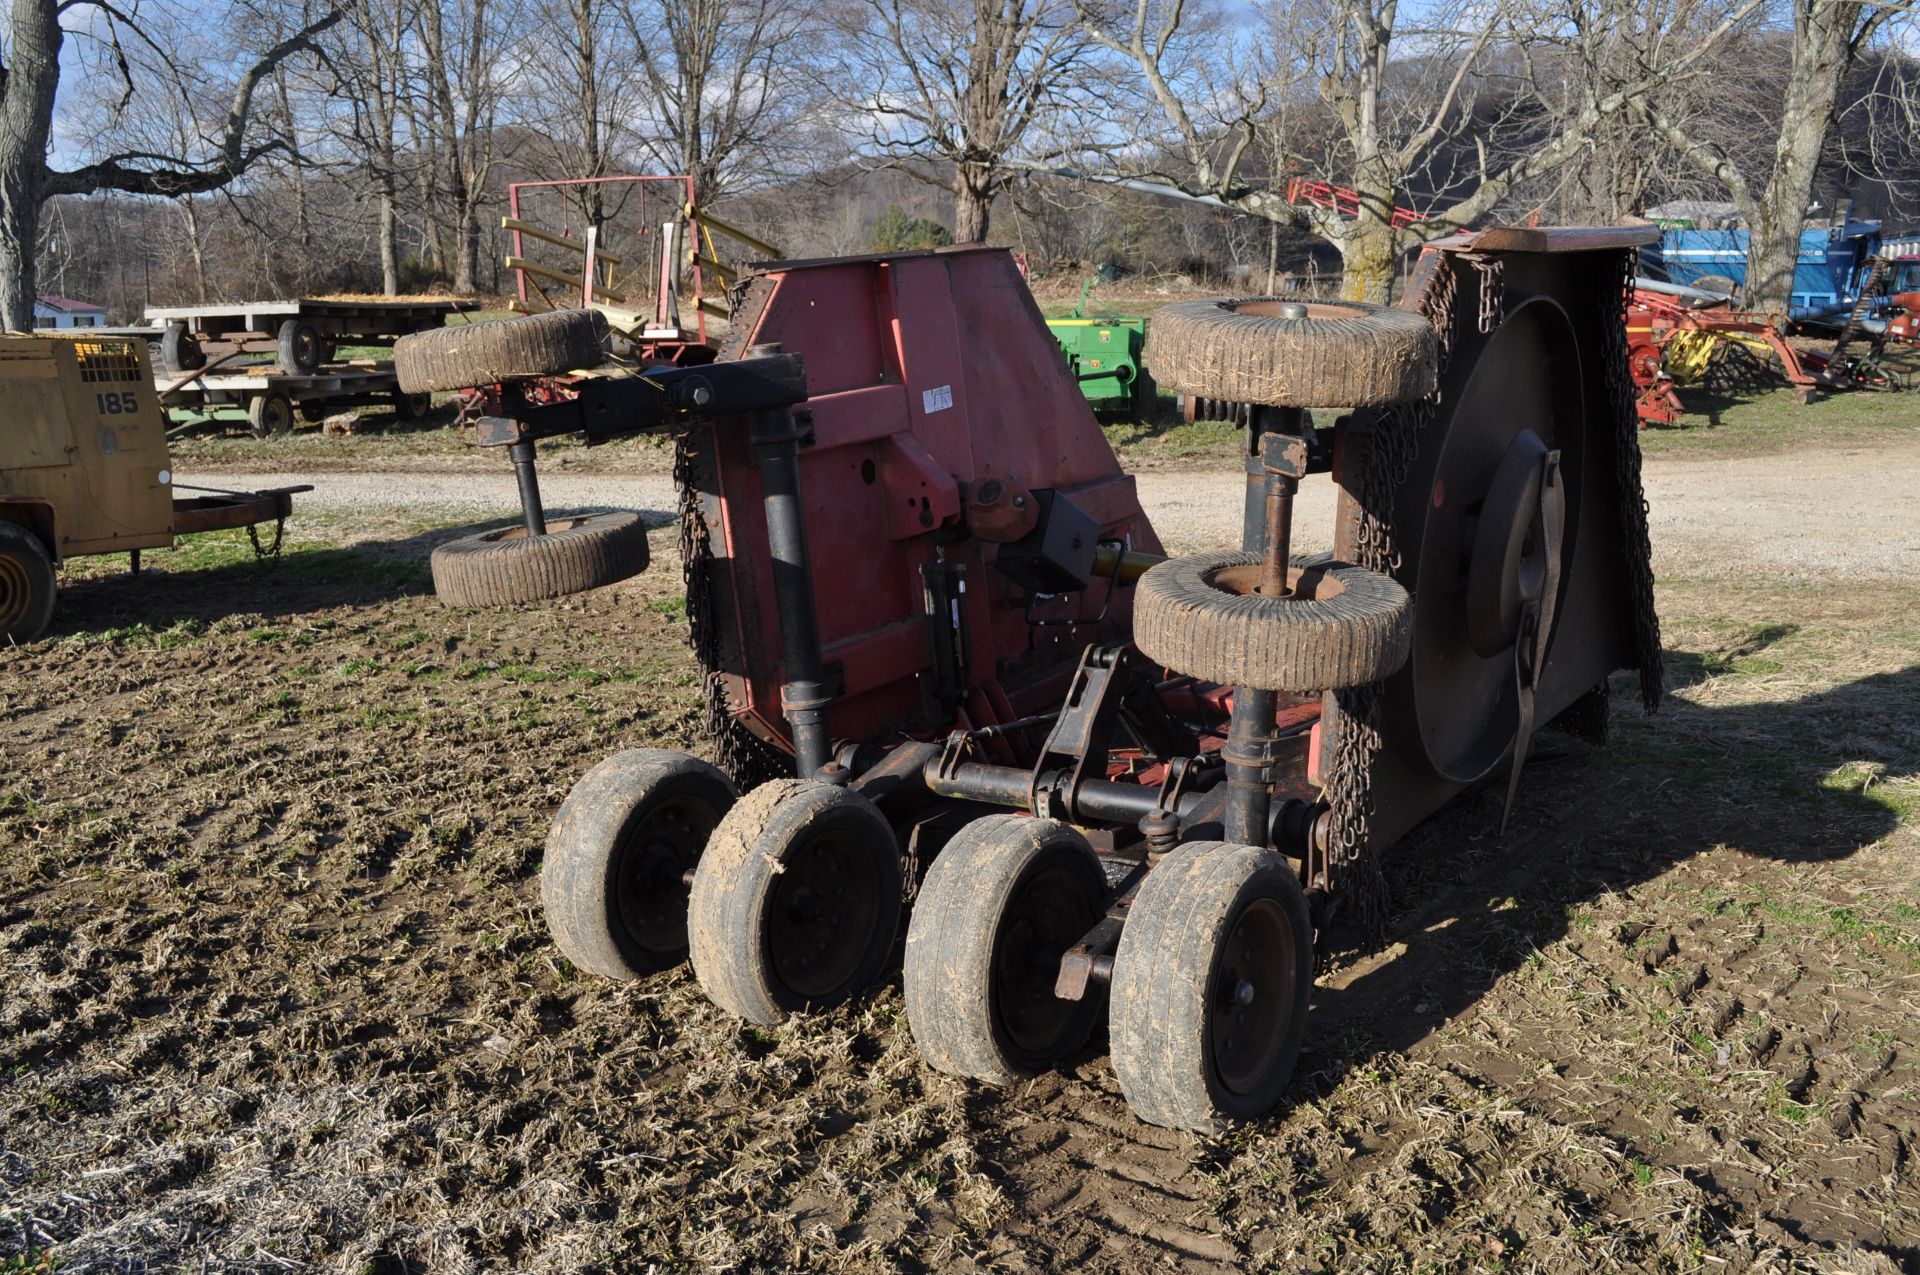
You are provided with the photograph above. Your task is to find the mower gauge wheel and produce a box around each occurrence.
[429,512,650,607]
[1110,841,1313,1133]
[542,749,739,979]
[689,779,904,1026]
[1133,550,1411,693]
[394,309,610,394]
[1146,295,1438,408]
[904,815,1108,1085]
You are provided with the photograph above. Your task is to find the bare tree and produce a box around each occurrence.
[1077,0,1763,300]
[1632,0,1918,313]
[417,0,515,292]
[618,0,816,206]
[330,0,419,295]
[0,0,346,328]
[847,0,1096,243]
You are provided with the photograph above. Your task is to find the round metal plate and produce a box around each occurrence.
[1400,299,1587,783]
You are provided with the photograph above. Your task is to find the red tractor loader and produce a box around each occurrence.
[394,228,1661,1133]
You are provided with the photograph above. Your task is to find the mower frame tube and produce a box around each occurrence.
[921,756,1215,828]
[751,405,836,779]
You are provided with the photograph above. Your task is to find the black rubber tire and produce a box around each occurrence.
[542,749,739,980]
[904,815,1109,1085]
[1109,841,1313,1133]
[392,390,433,422]
[278,319,322,374]
[1145,296,1437,407]
[688,779,903,1026]
[1133,550,1411,693]
[394,309,609,394]
[429,511,650,607]
[1130,366,1158,419]
[248,391,296,438]
[160,322,203,374]
[0,521,57,644]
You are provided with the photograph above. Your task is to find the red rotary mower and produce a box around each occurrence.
[395,227,1662,1133]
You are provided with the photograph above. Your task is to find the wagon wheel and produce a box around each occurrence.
[903,815,1108,1085]
[278,320,323,375]
[688,779,903,1026]
[1109,841,1314,1133]
[392,390,434,423]
[1146,296,1438,407]
[0,522,57,644]
[542,749,739,979]
[248,391,295,438]
[1132,551,1411,693]
[160,322,204,374]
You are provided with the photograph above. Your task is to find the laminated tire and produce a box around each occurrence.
[903,814,1108,1085]
[542,749,738,980]
[1133,550,1411,692]
[689,779,903,1026]
[394,309,609,394]
[429,511,649,607]
[1145,296,1437,408]
[1110,841,1313,1133]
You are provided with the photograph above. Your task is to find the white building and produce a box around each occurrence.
[33,296,108,329]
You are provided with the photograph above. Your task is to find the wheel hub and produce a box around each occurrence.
[1211,898,1295,1097]
[769,831,885,1000]
[615,795,719,955]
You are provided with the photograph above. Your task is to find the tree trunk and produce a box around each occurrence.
[379,188,400,296]
[953,166,993,243]
[455,203,480,294]
[177,197,211,303]
[0,0,62,331]
[1742,4,1855,315]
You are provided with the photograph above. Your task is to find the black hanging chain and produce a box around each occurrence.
[674,428,788,790]
[247,517,287,564]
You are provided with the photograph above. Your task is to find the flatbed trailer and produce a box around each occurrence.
[145,297,474,375]
[156,361,428,436]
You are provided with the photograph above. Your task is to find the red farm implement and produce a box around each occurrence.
[1283,177,1425,230]
[1625,280,1830,426]
[392,226,1662,1133]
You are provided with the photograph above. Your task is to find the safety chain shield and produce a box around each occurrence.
[1321,253,1467,941]
[674,429,789,790]
[1597,248,1666,713]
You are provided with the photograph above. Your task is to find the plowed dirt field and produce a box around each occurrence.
[4,433,1917,1273]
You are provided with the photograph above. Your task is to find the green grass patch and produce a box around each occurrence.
[1642,385,1917,460]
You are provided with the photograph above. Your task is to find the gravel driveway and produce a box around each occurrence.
[186,435,1919,582]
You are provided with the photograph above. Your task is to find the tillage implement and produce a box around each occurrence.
[394,227,1662,1133]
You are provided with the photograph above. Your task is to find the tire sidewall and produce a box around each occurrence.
[0,524,56,643]
[984,826,1107,1075]
[543,750,737,979]
[749,786,901,1016]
